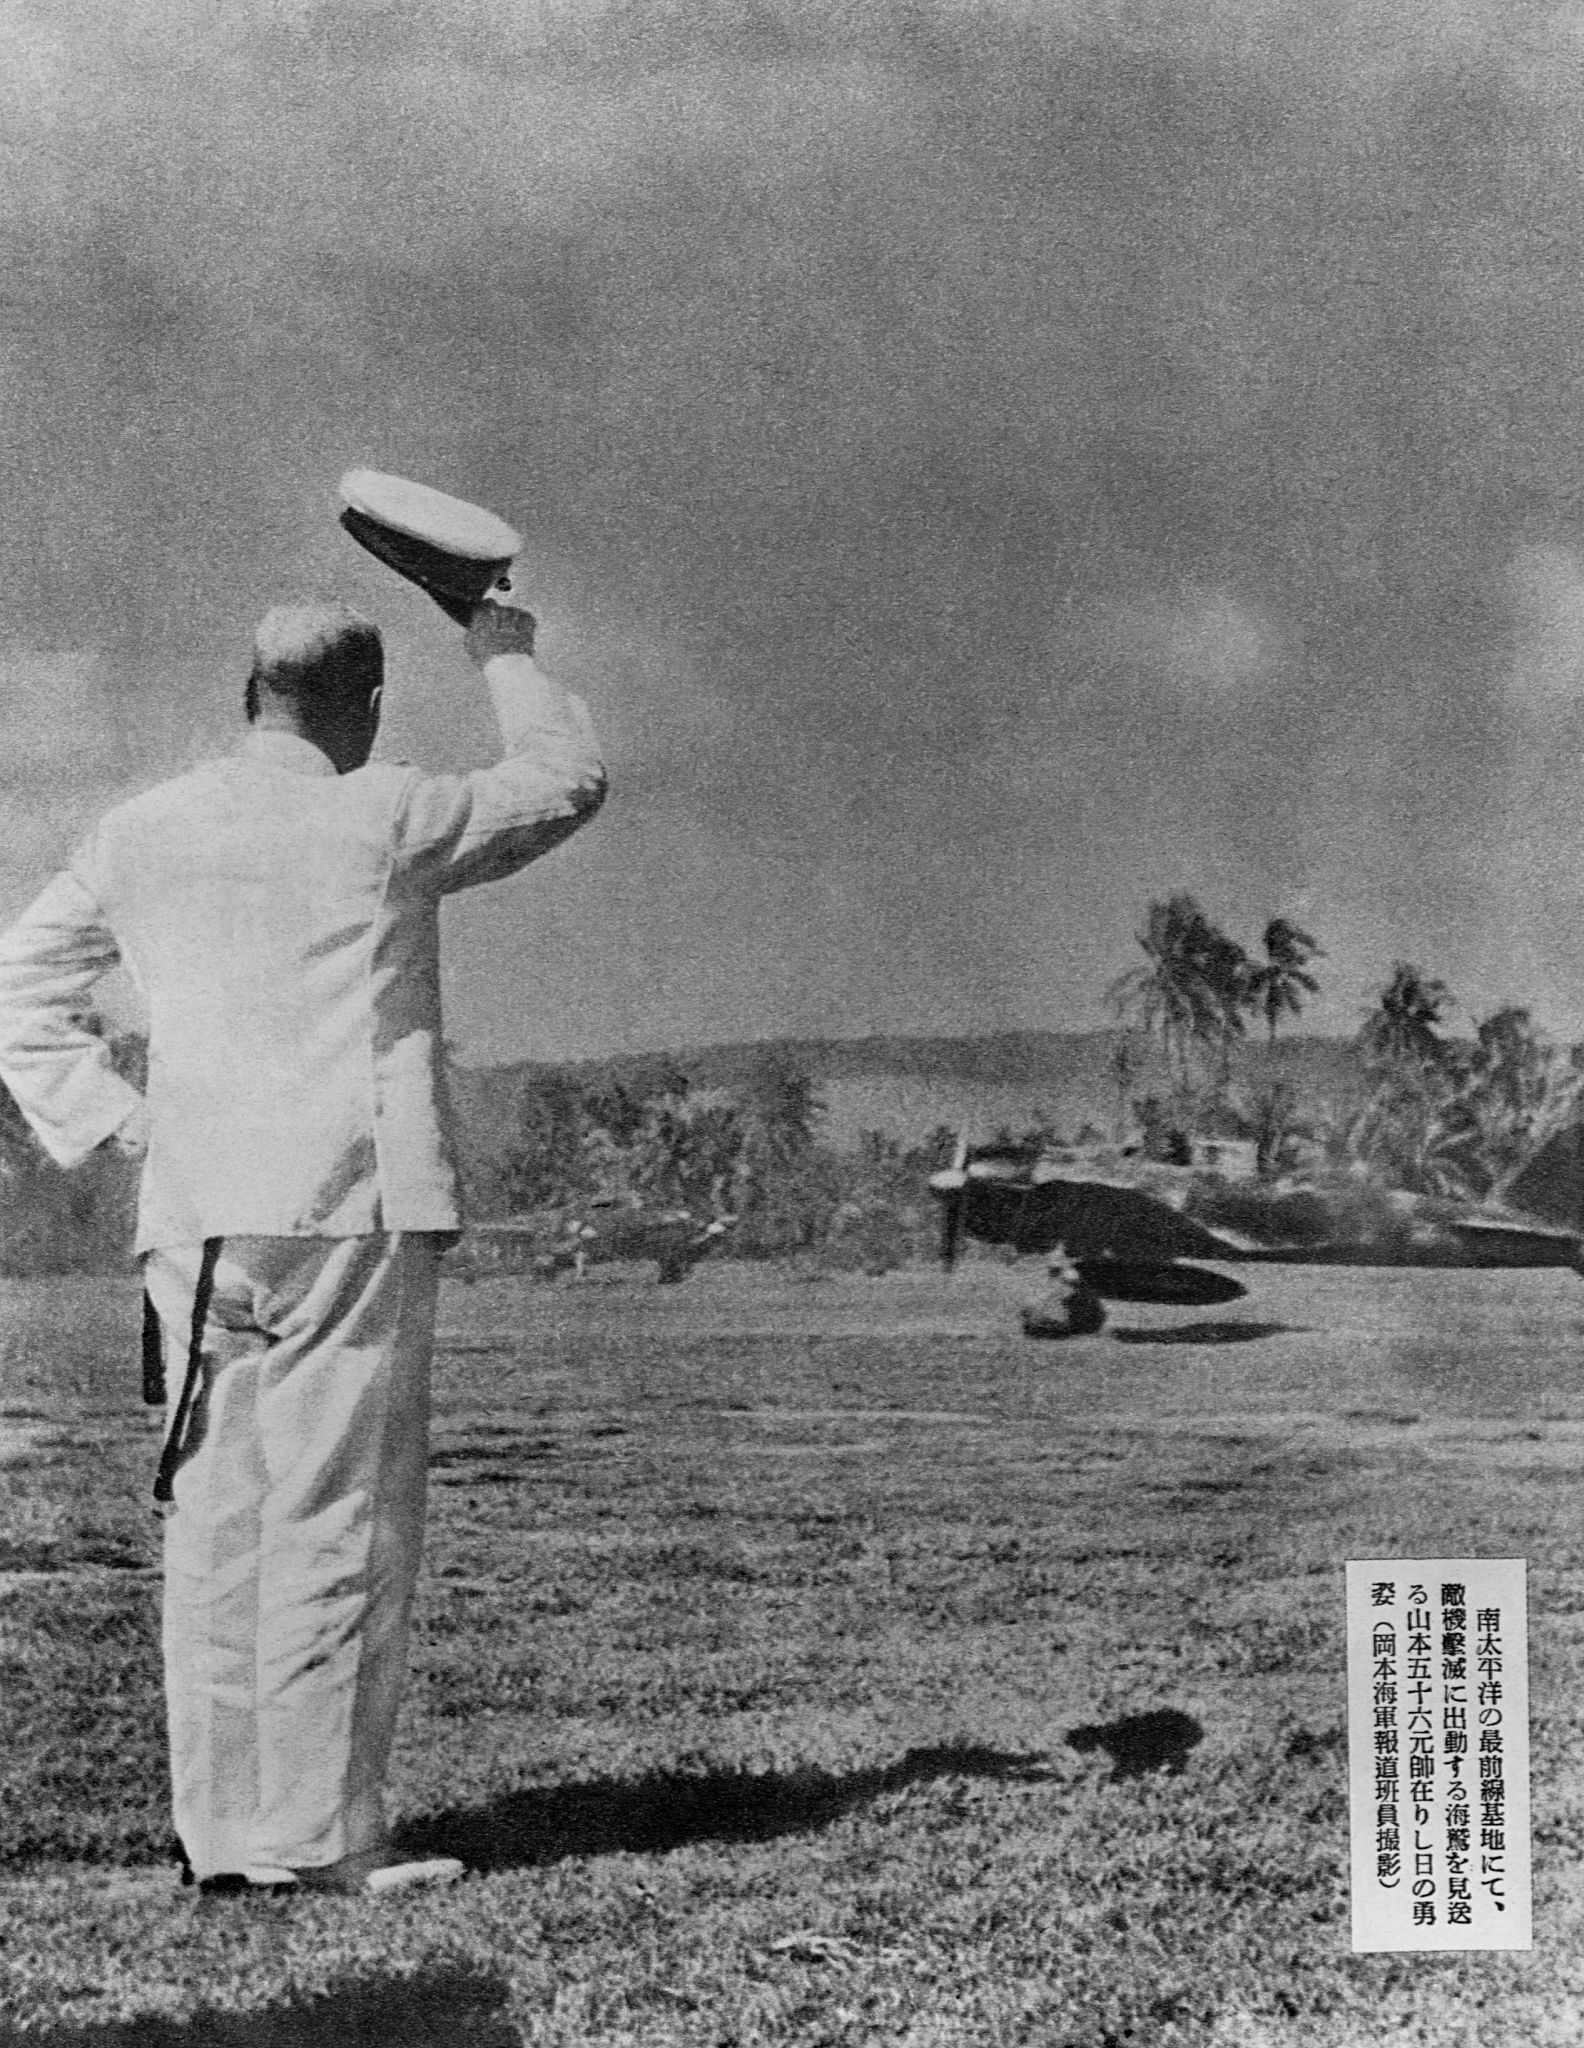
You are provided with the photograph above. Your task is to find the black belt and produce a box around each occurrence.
[149,1237,222,1511]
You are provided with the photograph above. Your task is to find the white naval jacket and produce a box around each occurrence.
[0,653,605,1252]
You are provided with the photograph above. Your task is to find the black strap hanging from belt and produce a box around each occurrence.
[141,1289,166,1407]
[152,1237,222,1510]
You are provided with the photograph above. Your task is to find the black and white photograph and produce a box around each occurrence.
[2,1,1583,2040]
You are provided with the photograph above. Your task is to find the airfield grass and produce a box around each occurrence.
[3,1258,1584,2044]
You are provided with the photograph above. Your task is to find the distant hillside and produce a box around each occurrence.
[449,1030,1367,1155]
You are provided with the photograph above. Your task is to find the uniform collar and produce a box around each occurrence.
[240,729,340,778]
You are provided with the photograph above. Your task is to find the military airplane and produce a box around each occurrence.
[461,1204,735,1286]
[927,1138,1583,1329]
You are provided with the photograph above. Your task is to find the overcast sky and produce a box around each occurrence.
[7,0,1584,1062]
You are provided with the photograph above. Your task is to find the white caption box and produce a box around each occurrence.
[1346,1559,1530,1951]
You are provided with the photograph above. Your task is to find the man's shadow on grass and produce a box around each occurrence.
[1067,1709,1204,1779]
[0,1964,516,2048]
[396,1742,1057,1874]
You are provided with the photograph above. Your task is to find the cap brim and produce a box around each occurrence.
[339,468,522,560]
[338,470,521,623]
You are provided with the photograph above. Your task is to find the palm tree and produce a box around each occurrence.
[1349,964,1460,1191]
[1246,918,1323,1048]
[1357,963,1452,1071]
[1193,918,1253,1085]
[1108,895,1250,1122]
[1107,1031,1145,1144]
[1243,919,1322,1175]
[1426,1006,1584,1198]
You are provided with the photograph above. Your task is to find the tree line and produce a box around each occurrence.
[461,1047,953,1272]
[3,918,1582,1278]
[1110,893,1583,1196]
[0,1034,958,1277]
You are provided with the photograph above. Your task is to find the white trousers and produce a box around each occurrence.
[143,1233,441,1880]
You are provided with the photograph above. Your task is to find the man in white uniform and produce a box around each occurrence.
[0,597,605,1893]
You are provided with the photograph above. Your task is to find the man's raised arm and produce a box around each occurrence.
[391,601,608,894]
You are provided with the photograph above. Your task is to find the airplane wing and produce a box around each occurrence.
[930,1156,1582,1275]
[933,1163,1231,1264]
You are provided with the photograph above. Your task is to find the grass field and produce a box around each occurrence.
[3,1256,1584,2044]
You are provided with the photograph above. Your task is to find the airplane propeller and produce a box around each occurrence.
[930,1132,971,1271]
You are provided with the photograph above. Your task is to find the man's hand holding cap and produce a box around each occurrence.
[465,599,538,666]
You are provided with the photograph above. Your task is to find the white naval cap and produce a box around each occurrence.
[338,468,524,623]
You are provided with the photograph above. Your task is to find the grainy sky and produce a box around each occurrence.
[7,0,1584,1061]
